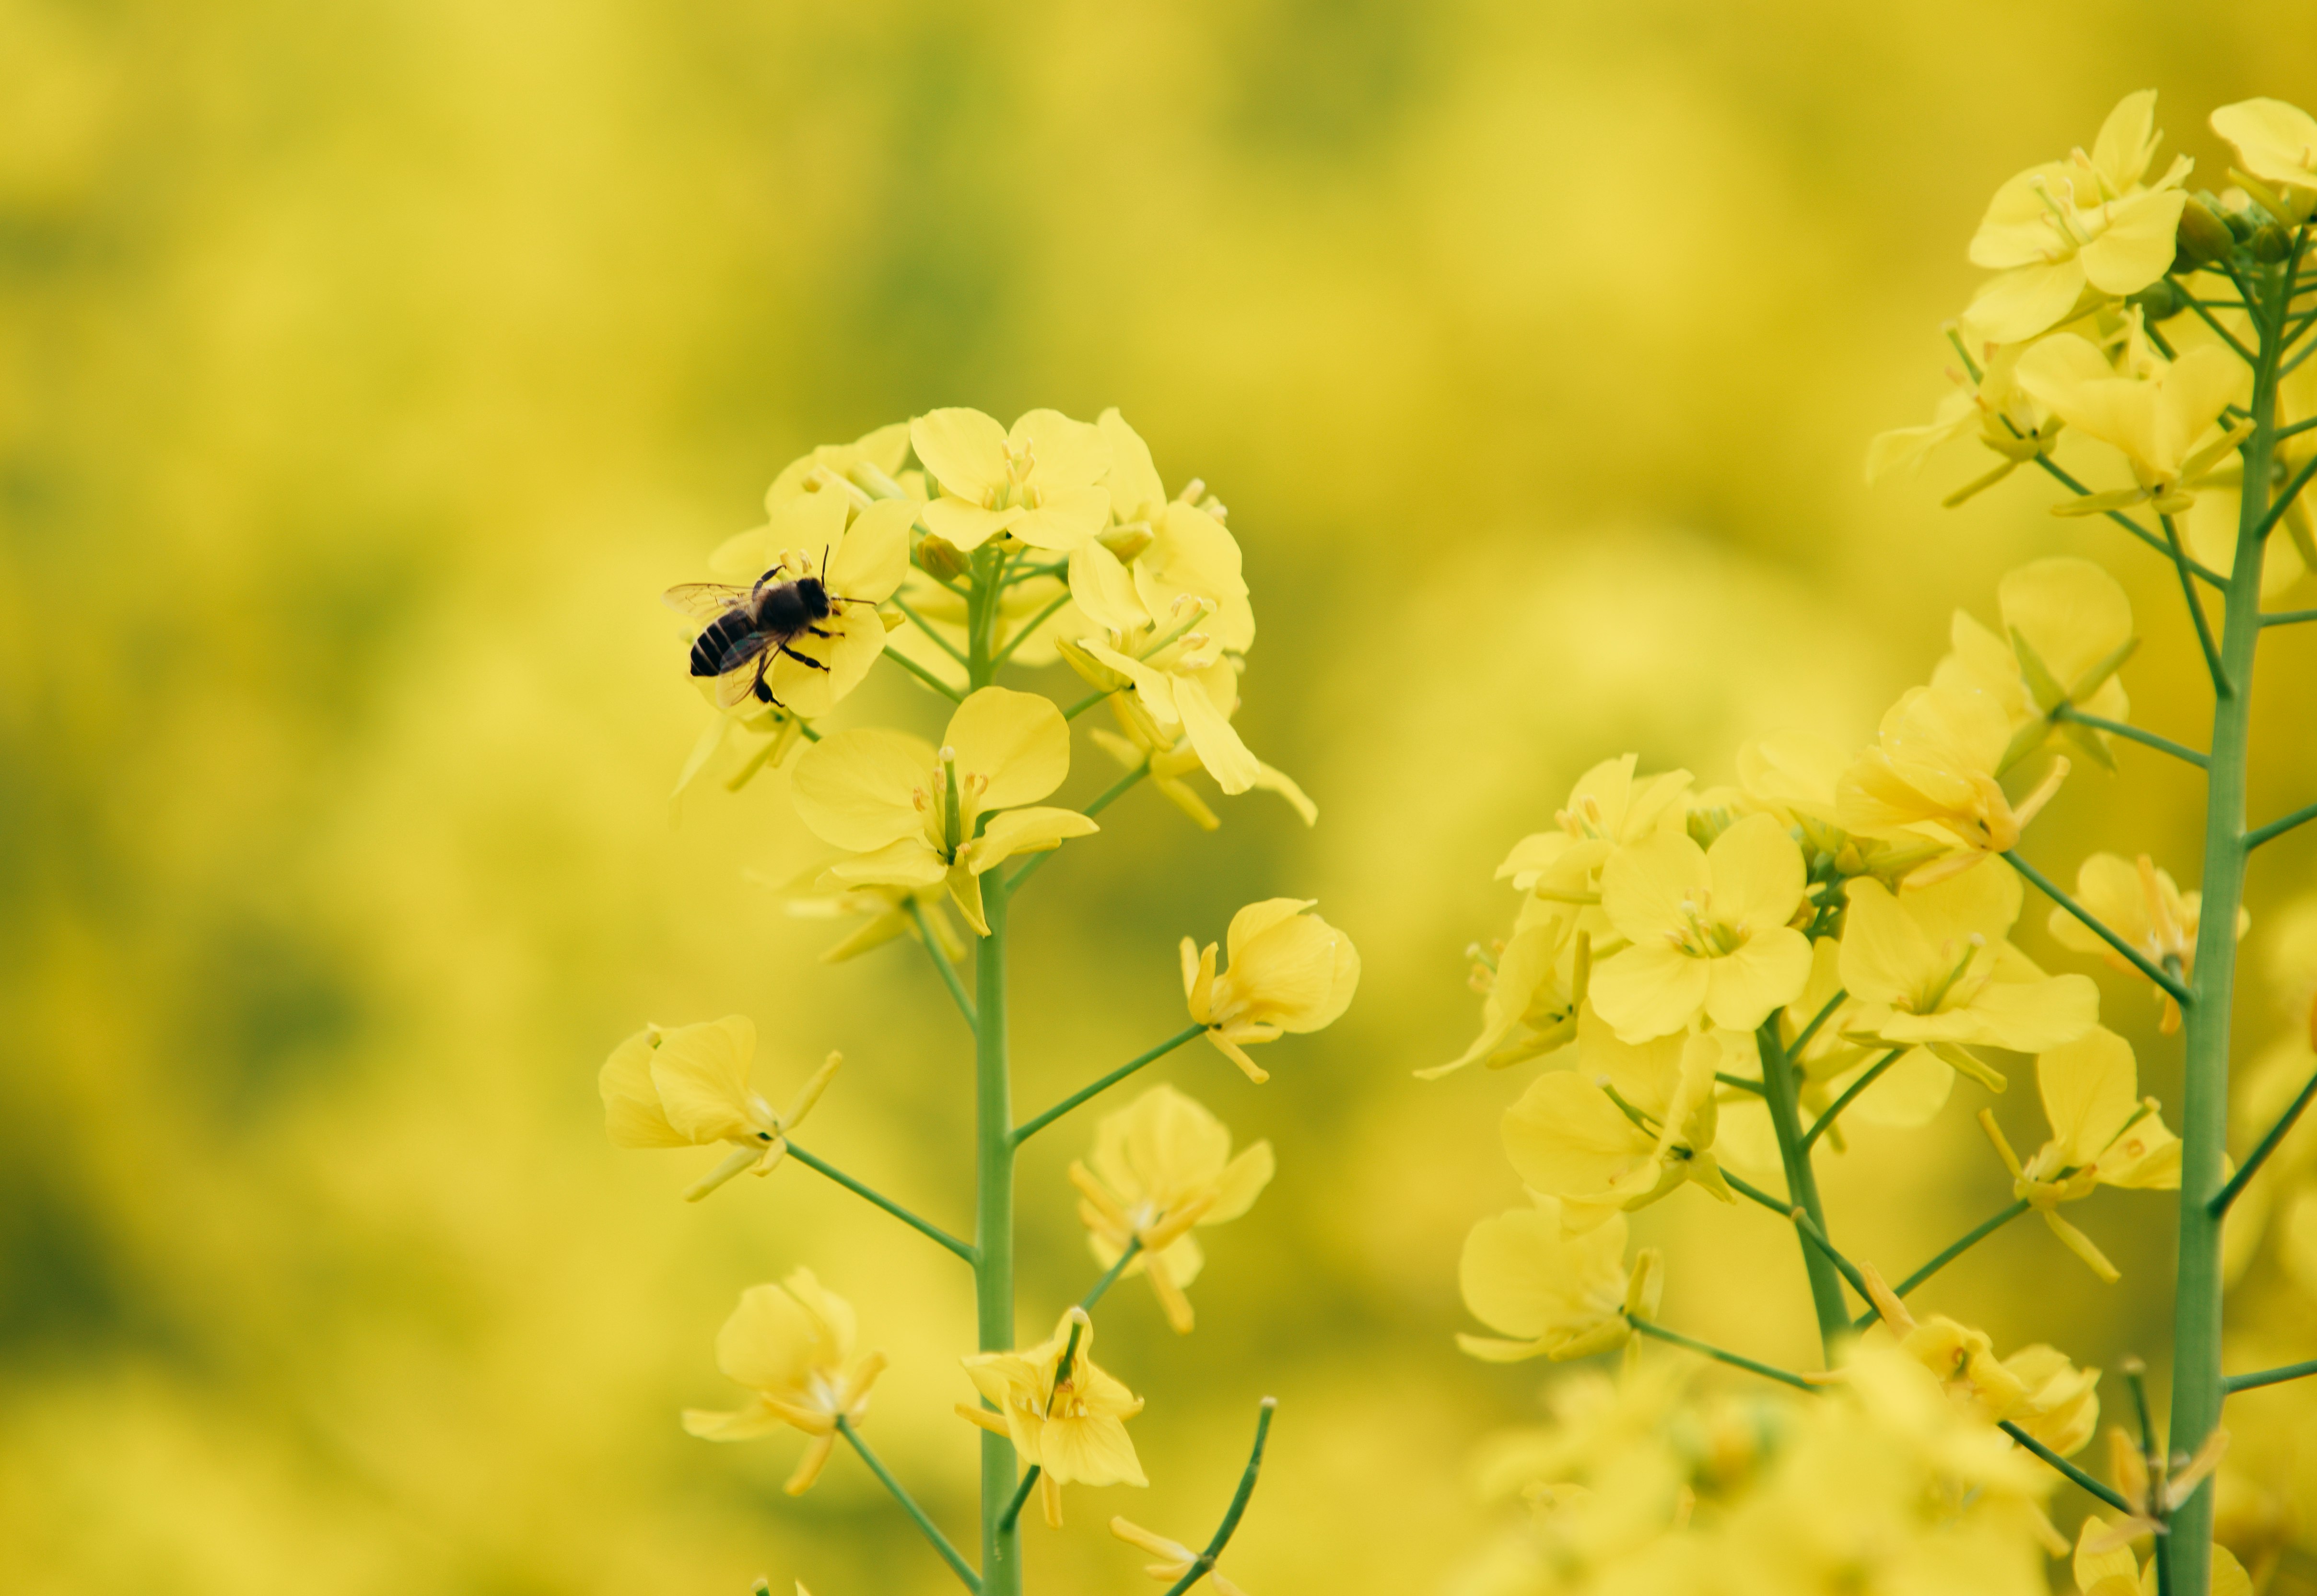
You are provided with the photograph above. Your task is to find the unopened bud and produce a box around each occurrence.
[2250,223,2293,263]
[2173,197,2235,270]
[1054,636,1130,693]
[1097,522,1153,563]
[915,534,971,583]
[2127,278,2187,322]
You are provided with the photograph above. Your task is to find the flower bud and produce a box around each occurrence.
[915,533,971,583]
[1054,635,1130,693]
[2127,278,2187,322]
[1097,522,1154,563]
[2172,197,2235,270]
[2250,223,2293,263]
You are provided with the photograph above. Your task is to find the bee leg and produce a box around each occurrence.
[778,644,831,673]
[804,626,837,640]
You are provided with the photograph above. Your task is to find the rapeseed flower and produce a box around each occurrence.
[1456,1198,1637,1362]
[1497,753,1692,908]
[1071,1085,1274,1333]
[1858,1266,2100,1456]
[2073,1515,2252,1596]
[1499,1014,1734,1230]
[1962,90,2191,344]
[697,481,916,718]
[760,422,915,506]
[1979,1027,2179,1281]
[1931,557,2135,772]
[2212,97,2317,208]
[1088,706,1315,832]
[599,1018,841,1200]
[2047,853,2238,1032]
[789,687,1098,936]
[1182,899,1359,1082]
[1866,341,2060,503]
[1837,866,2098,1094]
[1837,683,2068,883]
[2015,314,2248,517]
[958,1307,1146,1527]
[1588,812,1813,1043]
[770,870,968,965]
[1423,910,1586,1079]
[682,1270,888,1495]
[911,406,1113,552]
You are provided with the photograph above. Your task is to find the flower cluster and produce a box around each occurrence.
[602,411,1357,1592]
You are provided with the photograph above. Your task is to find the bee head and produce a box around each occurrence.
[795,575,831,615]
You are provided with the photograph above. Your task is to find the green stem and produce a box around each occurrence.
[1715,1072,1766,1096]
[1062,688,1113,720]
[884,644,967,702]
[974,871,1021,1596]
[1803,1048,1904,1150]
[2031,456,2225,586]
[2208,1063,2317,1216]
[2165,252,2287,1596]
[2005,851,2193,1005]
[2053,704,2208,768]
[890,594,970,667]
[1626,1316,1821,1393]
[2159,513,2232,696]
[1756,1021,1849,1357]
[1788,1206,1873,1305]
[1081,1235,1145,1312]
[836,1416,982,1593]
[2224,1359,2317,1394]
[786,1143,977,1265]
[1789,987,1848,1057]
[907,898,979,1027]
[1853,1198,2031,1330]
[2262,607,2317,627]
[1011,1023,1207,1147]
[990,588,1076,668]
[1999,1419,2135,1514]
[2246,799,2317,851]
[1721,1167,1790,1217]
[2253,455,2317,539]
[1159,1399,1279,1596]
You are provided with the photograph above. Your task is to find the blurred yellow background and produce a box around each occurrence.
[7,2,2317,1592]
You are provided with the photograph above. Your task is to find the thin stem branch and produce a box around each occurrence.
[996,1467,1040,1536]
[889,595,969,667]
[1852,1198,2032,1330]
[2224,1359,2317,1394]
[2247,799,2317,851]
[2031,457,2225,586]
[1081,1236,1145,1313]
[1006,764,1149,893]
[990,588,1076,668]
[1159,1399,1279,1596]
[2160,513,2233,697]
[1716,1072,1766,1096]
[836,1416,982,1592]
[2180,289,2258,364]
[908,898,978,1028]
[2256,456,2317,540]
[2209,1065,2317,1216]
[1011,1023,1206,1147]
[1722,1167,1791,1216]
[1789,988,1848,1058]
[786,1143,978,1265]
[2054,704,2208,768]
[1062,688,1112,720]
[1999,1419,2136,1514]
[2280,415,2317,441]
[1804,1048,1904,1150]
[1757,1020,1850,1353]
[883,644,967,702]
[1627,1316,1822,1393]
[2263,607,2317,628]
[1788,1206,1873,1305]
[2004,852,2193,1004]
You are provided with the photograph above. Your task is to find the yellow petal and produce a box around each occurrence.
[648,1016,760,1144]
[1459,1202,1629,1345]
[1706,813,1806,929]
[1964,259,2089,344]
[2037,1027,2139,1171]
[791,730,938,853]
[1590,941,1712,1044]
[1599,827,1711,948]
[1068,541,1153,635]
[946,687,1072,811]
[1008,407,1112,487]
[1500,1072,1654,1203]
[2080,188,2189,294]
[1097,408,1166,523]
[961,806,1100,872]
[1704,927,1813,1033]
[2212,98,2317,191]
[1174,671,1262,796]
[921,497,1019,551]
[601,1027,688,1148]
[910,408,1009,503]
[1009,485,1112,552]
[1205,1142,1275,1224]
[826,498,914,602]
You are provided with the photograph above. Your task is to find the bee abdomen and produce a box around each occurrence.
[692,611,759,677]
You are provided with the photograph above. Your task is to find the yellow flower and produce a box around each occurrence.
[1422,909,1586,1079]
[1456,1199,1640,1362]
[1961,90,2192,344]
[910,406,1113,552]
[1070,1084,1274,1333]
[598,1018,841,1201]
[2047,853,2242,1032]
[1930,557,2135,773]
[1111,1516,1251,1596]
[1182,899,1360,1082]
[1979,1027,2179,1282]
[1588,813,1813,1043]
[1498,1011,1734,1230]
[2014,317,2249,517]
[671,697,807,815]
[697,483,916,718]
[1838,869,2098,1088]
[760,422,916,506]
[1088,685,1315,831]
[769,869,968,965]
[1866,341,2060,501]
[789,687,1099,935]
[958,1307,1146,1527]
[681,1270,888,1495]
[1497,754,1692,907]
[1065,505,1261,793]
[2212,98,2317,206]
[1836,683,2069,883]
[1858,1267,2100,1456]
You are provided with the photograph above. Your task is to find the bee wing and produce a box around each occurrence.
[714,640,780,708]
[663,581,754,622]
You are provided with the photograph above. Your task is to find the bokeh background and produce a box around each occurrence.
[7,2,2317,1591]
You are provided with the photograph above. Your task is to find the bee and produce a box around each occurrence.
[664,549,871,708]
